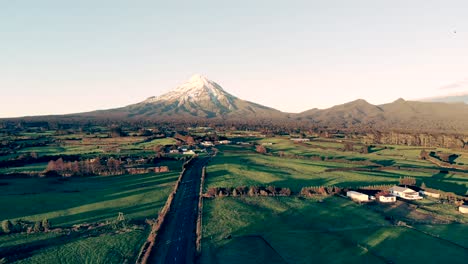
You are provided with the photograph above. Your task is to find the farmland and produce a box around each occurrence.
[201,136,468,263]
[201,197,468,264]
[1,124,467,263]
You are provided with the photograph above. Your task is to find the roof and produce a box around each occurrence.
[390,186,414,193]
[347,191,367,196]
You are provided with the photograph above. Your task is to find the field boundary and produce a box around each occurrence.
[196,166,206,259]
[135,156,197,264]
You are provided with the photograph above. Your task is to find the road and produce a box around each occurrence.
[148,156,209,264]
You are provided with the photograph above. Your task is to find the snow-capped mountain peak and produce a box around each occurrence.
[144,74,231,104]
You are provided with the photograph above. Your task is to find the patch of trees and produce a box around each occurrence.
[399,177,416,186]
[1,218,51,235]
[45,157,123,176]
[300,186,342,197]
[205,186,292,198]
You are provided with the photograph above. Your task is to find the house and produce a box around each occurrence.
[459,205,468,214]
[347,191,369,202]
[183,150,196,155]
[217,140,231,145]
[419,190,440,198]
[379,195,396,203]
[169,149,180,154]
[389,186,422,200]
[201,141,214,147]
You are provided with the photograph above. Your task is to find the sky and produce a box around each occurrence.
[1,0,467,117]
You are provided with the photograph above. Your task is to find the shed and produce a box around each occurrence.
[379,195,396,203]
[347,191,369,202]
[419,190,440,199]
[459,205,468,214]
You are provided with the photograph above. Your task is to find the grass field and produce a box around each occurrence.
[201,197,468,264]
[0,160,183,263]
[208,140,468,195]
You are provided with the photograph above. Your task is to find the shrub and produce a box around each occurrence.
[1,220,12,234]
[42,219,50,232]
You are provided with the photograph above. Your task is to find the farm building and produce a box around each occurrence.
[459,205,468,214]
[419,190,440,198]
[379,195,396,203]
[201,141,214,147]
[347,191,369,202]
[290,138,310,142]
[389,186,422,200]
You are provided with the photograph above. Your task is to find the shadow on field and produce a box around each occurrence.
[54,200,166,226]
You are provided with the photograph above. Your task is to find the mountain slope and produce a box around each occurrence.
[95,74,285,120]
[297,98,468,131]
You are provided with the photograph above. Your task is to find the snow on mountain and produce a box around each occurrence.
[123,74,284,119]
[143,74,235,109]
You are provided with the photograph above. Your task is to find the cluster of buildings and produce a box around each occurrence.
[347,186,425,203]
[346,186,467,214]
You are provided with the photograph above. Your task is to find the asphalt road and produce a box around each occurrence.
[148,156,209,264]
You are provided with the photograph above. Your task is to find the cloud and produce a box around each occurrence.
[439,78,468,90]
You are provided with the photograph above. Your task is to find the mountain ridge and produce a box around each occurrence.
[2,74,468,133]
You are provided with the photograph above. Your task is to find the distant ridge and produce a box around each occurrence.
[3,75,468,133]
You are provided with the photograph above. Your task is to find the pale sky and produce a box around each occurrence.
[1,0,467,117]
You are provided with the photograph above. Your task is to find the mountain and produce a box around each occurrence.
[420,94,468,104]
[298,99,384,126]
[5,74,468,133]
[297,98,468,131]
[88,74,285,120]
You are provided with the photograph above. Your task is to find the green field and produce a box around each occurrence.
[201,197,468,264]
[0,160,182,263]
[208,140,468,195]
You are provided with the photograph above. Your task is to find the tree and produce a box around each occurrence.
[255,145,267,154]
[420,150,428,160]
[266,186,276,196]
[344,142,354,151]
[33,221,42,233]
[279,188,291,196]
[248,186,258,196]
[54,158,65,173]
[1,220,12,234]
[45,160,56,172]
[420,182,427,190]
[42,219,50,232]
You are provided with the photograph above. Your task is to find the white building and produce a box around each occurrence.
[347,191,369,202]
[201,141,214,147]
[217,140,231,145]
[389,186,422,200]
[379,195,396,203]
[183,150,196,155]
[459,205,468,214]
[419,190,440,199]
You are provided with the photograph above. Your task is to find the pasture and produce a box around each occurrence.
[201,197,468,264]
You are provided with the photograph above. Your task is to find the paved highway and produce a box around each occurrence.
[149,156,209,264]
